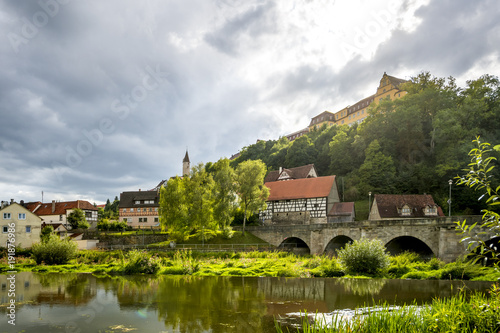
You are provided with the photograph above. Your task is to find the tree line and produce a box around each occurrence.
[159,159,269,241]
[230,72,500,215]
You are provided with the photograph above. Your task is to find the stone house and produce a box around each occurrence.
[369,194,445,220]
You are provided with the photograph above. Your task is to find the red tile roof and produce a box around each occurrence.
[27,200,97,216]
[265,176,336,201]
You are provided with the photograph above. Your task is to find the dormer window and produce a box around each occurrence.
[424,206,437,216]
[401,205,411,216]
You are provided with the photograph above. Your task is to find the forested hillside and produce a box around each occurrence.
[230,73,500,215]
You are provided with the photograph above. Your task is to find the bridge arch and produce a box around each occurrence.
[385,236,434,259]
[324,235,353,256]
[278,237,311,255]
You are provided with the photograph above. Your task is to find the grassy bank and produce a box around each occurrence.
[1,249,499,281]
[276,285,500,332]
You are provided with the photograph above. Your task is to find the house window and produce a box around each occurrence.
[130,208,134,212]
[18,213,26,220]
[59,215,63,221]
[123,208,127,213]
[85,211,92,219]
[401,207,411,216]
[425,206,437,216]
[26,226,31,233]
[137,208,141,213]
[155,208,158,212]
[139,218,147,223]
[3,213,11,219]
[154,217,159,223]
[2,226,7,233]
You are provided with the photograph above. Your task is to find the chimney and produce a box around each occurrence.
[52,200,56,213]
[10,199,14,204]
[279,167,282,174]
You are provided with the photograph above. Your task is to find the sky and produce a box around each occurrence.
[1,0,499,205]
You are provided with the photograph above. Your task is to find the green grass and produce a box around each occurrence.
[1,250,500,282]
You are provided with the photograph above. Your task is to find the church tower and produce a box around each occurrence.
[182,150,190,177]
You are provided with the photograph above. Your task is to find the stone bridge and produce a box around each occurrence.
[247,216,489,262]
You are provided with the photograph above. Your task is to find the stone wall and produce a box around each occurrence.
[248,216,486,262]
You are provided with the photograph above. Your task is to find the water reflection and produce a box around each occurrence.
[0,273,495,333]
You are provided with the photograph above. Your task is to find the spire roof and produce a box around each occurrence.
[183,150,190,163]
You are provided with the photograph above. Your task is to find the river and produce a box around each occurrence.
[0,272,495,332]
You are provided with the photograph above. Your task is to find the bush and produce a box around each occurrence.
[337,238,390,276]
[123,250,161,274]
[31,234,78,265]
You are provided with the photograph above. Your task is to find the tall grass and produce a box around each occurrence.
[276,285,500,333]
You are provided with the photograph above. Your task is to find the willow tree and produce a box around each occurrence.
[235,159,269,235]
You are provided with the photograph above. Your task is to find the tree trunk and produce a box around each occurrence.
[242,207,247,236]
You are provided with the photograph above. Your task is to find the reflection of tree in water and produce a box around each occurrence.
[155,276,267,333]
[36,273,80,287]
[337,278,387,296]
[34,273,95,305]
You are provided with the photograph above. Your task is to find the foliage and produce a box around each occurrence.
[97,219,128,231]
[98,196,120,220]
[123,250,161,274]
[41,225,54,242]
[456,137,500,265]
[337,238,390,276]
[276,286,500,333]
[67,208,90,229]
[31,234,78,265]
[235,159,269,234]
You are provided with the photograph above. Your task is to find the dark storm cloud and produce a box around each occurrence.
[204,1,278,55]
[0,0,499,203]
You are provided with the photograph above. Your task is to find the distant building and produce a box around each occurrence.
[0,201,42,248]
[25,200,98,229]
[287,72,408,140]
[369,194,445,220]
[118,190,159,228]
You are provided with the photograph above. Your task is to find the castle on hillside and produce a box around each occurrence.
[285,73,407,141]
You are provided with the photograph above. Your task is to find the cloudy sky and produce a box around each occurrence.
[1,0,499,204]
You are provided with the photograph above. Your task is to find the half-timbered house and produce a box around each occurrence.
[260,175,340,224]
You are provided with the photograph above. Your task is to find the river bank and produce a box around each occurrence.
[2,249,500,281]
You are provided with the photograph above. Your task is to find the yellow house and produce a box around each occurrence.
[0,201,42,248]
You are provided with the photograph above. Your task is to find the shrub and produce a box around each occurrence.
[337,238,390,276]
[31,234,78,265]
[123,250,161,274]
